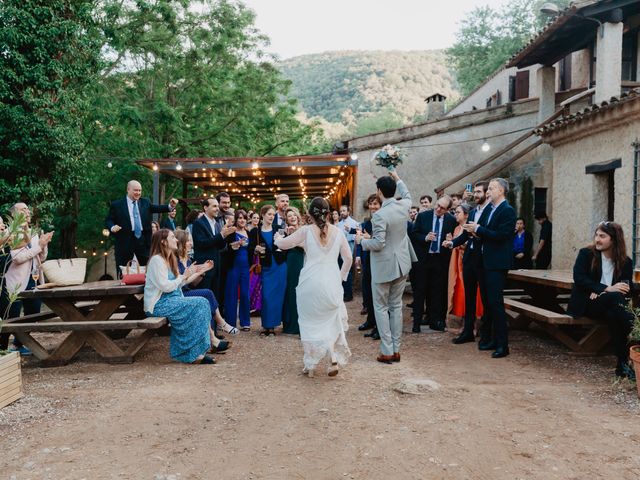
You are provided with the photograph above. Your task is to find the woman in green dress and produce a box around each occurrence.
[282,207,304,335]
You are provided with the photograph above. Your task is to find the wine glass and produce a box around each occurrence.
[31,262,40,285]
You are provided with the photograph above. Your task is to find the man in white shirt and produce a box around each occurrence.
[338,205,359,301]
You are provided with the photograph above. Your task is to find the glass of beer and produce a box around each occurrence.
[634,268,640,283]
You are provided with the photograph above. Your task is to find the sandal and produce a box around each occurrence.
[193,355,216,365]
[259,329,269,337]
[209,340,231,354]
[220,323,239,335]
[240,326,251,332]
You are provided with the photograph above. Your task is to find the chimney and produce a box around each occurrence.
[425,93,447,120]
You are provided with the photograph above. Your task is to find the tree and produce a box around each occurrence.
[0,1,102,256]
[447,0,571,96]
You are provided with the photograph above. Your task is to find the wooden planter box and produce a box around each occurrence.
[0,351,23,409]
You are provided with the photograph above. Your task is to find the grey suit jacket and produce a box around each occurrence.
[362,180,417,283]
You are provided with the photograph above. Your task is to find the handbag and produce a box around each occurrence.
[120,261,146,285]
[249,233,262,274]
[41,258,87,286]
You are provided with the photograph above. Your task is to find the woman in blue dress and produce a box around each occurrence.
[144,229,216,364]
[224,209,251,329]
[248,205,287,336]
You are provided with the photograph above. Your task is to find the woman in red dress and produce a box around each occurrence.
[447,203,483,333]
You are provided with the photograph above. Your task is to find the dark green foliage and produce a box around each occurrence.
[0,1,102,256]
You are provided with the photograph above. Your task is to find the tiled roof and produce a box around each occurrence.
[535,88,640,135]
[506,0,600,68]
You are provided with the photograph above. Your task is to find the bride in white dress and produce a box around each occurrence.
[275,197,352,377]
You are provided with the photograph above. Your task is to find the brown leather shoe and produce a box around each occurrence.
[392,352,400,362]
[377,354,394,364]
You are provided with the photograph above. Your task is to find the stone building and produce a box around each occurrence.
[341,0,640,268]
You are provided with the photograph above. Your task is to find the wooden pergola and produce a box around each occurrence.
[137,154,358,210]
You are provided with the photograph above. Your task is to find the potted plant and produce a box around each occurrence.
[0,212,28,409]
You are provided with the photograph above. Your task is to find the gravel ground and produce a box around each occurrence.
[1,293,639,480]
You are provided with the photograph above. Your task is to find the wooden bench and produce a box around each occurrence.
[3,317,167,367]
[503,298,610,355]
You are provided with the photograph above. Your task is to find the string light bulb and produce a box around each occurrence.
[481,139,490,152]
[152,162,158,171]
[176,162,183,171]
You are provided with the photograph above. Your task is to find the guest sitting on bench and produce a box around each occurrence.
[144,229,217,365]
[567,221,635,380]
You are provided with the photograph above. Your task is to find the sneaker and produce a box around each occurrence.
[10,345,32,356]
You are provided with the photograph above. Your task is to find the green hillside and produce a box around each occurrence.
[278,50,459,129]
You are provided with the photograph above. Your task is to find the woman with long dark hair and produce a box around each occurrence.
[248,205,287,336]
[567,221,635,379]
[144,229,216,364]
[275,197,352,377]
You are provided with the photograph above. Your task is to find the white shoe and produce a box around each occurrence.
[219,323,239,335]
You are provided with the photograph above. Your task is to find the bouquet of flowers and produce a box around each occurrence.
[374,144,405,171]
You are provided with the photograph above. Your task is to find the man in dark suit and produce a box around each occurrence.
[463,178,516,358]
[444,181,492,345]
[192,197,236,298]
[160,209,178,231]
[105,180,177,270]
[410,195,456,332]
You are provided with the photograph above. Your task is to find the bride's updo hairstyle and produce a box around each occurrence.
[309,197,331,240]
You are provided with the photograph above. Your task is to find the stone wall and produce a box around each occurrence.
[549,122,638,269]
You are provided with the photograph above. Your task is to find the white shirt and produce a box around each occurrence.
[126,197,140,231]
[430,214,443,254]
[338,216,359,244]
[205,215,218,235]
[473,202,490,223]
[601,256,614,287]
[144,255,185,313]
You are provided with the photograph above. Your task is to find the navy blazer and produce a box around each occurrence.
[474,200,516,271]
[192,215,227,269]
[450,204,492,263]
[410,210,456,263]
[105,197,170,251]
[567,247,633,317]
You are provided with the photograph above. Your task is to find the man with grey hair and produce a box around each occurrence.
[105,180,178,271]
[462,177,516,358]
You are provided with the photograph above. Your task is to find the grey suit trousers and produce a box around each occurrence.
[372,275,408,355]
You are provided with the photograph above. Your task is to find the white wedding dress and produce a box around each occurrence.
[275,224,352,370]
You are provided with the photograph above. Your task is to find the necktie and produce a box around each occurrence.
[430,216,440,253]
[133,201,142,239]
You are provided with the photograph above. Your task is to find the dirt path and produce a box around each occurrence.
[1,294,639,480]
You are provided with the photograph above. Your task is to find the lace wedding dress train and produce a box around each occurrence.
[275,224,352,372]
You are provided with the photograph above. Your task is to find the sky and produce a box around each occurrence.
[241,0,511,59]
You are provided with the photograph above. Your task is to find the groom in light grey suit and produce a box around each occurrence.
[356,170,416,364]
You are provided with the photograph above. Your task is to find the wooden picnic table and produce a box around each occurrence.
[4,280,166,367]
[506,269,637,355]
